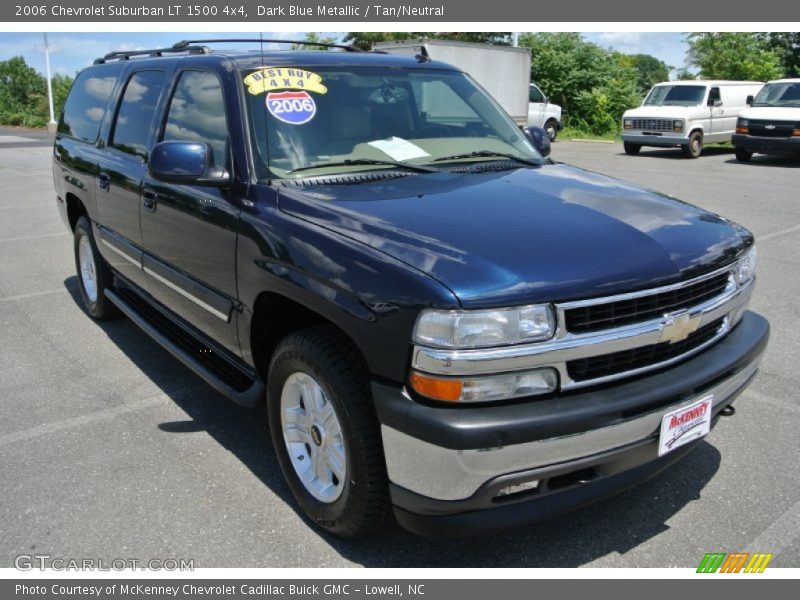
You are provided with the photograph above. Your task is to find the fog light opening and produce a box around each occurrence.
[494,479,540,500]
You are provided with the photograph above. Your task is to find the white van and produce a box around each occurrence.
[622,80,764,158]
[528,83,563,141]
[733,79,800,161]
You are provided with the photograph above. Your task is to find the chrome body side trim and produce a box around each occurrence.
[100,238,141,268]
[412,265,753,390]
[383,350,763,501]
[143,265,230,322]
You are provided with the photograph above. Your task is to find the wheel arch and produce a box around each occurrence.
[65,192,88,231]
[249,291,371,385]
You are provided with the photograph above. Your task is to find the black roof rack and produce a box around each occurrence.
[94,44,210,64]
[173,38,363,53]
[94,37,366,65]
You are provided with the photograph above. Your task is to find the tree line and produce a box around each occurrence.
[1,33,796,133]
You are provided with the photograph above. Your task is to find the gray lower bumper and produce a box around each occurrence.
[622,133,688,146]
[382,345,763,501]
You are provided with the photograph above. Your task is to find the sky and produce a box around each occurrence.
[0,32,689,78]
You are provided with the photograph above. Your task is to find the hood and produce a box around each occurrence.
[740,106,800,121]
[624,105,697,118]
[277,164,751,308]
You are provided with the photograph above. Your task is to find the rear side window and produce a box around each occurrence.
[162,70,229,170]
[58,66,119,142]
[111,70,166,158]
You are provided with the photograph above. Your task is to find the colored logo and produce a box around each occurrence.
[244,67,327,95]
[696,552,773,573]
[266,91,317,125]
[659,310,701,344]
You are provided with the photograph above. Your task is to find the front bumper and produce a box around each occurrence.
[733,134,800,155]
[374,311,768,536]
[622,133,688,146]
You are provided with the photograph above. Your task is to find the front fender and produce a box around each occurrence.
[236,199,458,383]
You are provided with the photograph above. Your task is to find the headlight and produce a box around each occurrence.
[413,304,556,349]
[737,118,749,134]
[735,246,757,286]
[623,118,633,130]
[673,120,684,132]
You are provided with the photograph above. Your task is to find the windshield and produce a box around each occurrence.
[243,65,541,179]
[751,82,800,108]
[643,85,707,107]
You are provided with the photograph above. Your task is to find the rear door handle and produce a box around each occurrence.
[142,188,158,211]
[97,172,110,191]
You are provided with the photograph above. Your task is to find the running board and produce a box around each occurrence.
[105,287,264,408]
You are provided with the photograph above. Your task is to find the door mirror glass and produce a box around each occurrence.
[746,94,754,106]
[523,126,551,157]
[149,141,229,186]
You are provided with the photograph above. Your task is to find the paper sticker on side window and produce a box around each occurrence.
[244,67,327,95]
[267,91,317,125]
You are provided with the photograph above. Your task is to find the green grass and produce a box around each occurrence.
[559,127,621,142]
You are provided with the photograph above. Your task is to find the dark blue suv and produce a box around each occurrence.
[53,40,768,537]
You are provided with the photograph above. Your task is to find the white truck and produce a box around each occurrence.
[622,80,763,158]
[374,38,563,140]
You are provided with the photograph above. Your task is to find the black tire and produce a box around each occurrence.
[682,131,703,158]
[267,325,390,537]
[735,147,753,162]
[73,216,118,320]
[544,119,559,142]
[623,142,641,155]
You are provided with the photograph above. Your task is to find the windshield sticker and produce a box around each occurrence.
[267,91,317,125]
[367,137,430,161]
[244,67,327,95]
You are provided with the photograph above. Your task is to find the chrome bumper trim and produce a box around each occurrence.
[384,350,762,501]
[412,266,753,390]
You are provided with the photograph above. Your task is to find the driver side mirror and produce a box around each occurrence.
[523,126,551,158]
[149,141,230,187]
[746,95,754,106]
[713,99,724,107]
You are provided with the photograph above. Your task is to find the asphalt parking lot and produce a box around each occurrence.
[1,127,798,568]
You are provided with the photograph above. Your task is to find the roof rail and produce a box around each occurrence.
[172,38,363,53]
[94,45,209,64]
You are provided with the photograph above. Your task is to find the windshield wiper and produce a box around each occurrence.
[431,150,542,167]
[288,158,439,175]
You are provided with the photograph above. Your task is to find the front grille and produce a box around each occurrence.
[630,118,673,132]
[567,318,725,382]
[565,272,730,334]
[747,120,796,138]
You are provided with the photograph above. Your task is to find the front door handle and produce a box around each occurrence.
[142,188,158,211]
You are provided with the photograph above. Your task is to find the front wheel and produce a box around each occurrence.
[267,326,390,537]
[682,131,703,158]
[623,142,641,155]
[544,119,559,142]
[735,147,753,162]
[73,216,118,320]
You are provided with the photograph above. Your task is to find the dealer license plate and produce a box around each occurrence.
[658,395,713,456]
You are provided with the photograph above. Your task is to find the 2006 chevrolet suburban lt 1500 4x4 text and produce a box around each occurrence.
[53,40,769,538]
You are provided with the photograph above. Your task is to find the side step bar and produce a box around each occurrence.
[105,288,265,408]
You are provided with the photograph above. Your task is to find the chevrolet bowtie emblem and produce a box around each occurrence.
[659,311,701,344]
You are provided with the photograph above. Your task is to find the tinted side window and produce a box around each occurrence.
[58,66,119,142]
[111,70,165,158]
[708,87,721,105]
[529,86,544,103]
[162,70,229,170]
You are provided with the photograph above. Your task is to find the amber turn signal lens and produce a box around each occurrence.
[792,129,800,137]
[409,372,463,402]
[736,127,749,134]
